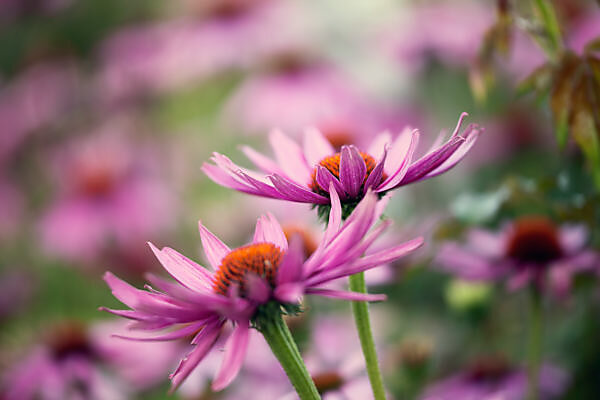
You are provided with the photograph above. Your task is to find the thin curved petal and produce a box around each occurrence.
[212,322,250,391]
[241,146,283,175]
[377,130,420,192]
[316,166,347,200]
[198,222,231,270]
[148,243,212,293]
[269,174,330,204]
[169,322,222,392]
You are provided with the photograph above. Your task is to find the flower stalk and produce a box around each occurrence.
[532,0,563,61]
[349,271,387,400]
[527,287,543,400]
[260,312,321,400]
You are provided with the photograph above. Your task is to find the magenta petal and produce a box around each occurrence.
[245,274,271,303]
[241,145,283,175]
[303,127,335,166]
[306,288,387,302]
[253,213,288,251]
[364,146,388,191]
[274,282,305,303]
[212,322,250,391]
[316,166,347,200]
[345,237,424,274]
[322,182,342,244]
[269,174,330,204]
[424,124,481,179]
[399,136,464,185]
[198,222,231,270]
[377,130,419,192]
[169,322,222,392]
[148,243,212,293]
[269,129,311,184]
[340,145,367,198]
[277,235,304,285]
[113,321,207,342]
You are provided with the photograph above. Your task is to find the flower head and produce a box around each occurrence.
[435,216,599,294]
[101,187,423,392]
[420,356,568,400]
[203,112,480,218]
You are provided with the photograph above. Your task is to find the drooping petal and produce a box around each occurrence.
[423,124,481,179]
[303,127,335,167]
[169,322,222,392]
[340,145,367,198]
[269,129,311,184]
[253,213,288,251]
[198,222,231,270]
[212,322,250,391]
[113,320,208,342]
[269,174,330,204]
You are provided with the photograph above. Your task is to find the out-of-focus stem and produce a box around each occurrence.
[532,0,563,60]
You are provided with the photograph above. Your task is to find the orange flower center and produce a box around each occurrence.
[506,217,563,264]
[283,225,318,259]
[309,152,386,197]
[312,371,345,394]
[212,243,283,295]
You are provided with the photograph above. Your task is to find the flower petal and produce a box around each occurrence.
[303,127,334,167]
[340,145,367,198]
[316,166,347,200]
[198,222,231,270]
[212,322,250,391]
[253,213,288,251]
[269,174,330,204]
[241,146,283,175]
[169,322,222,392]
[148,243,213,293]
[269,129,311,184]
[377,129,419,192]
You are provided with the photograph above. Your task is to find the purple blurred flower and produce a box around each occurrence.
[2,322,127,400]
[101,189,423,392]
[383,1,493,72]
[38,120,175,264]
[223,59,374,136]
[436,216,599,295]
[97,0,304,103]
[0,61,80,165]
[420,357,568,400]
[203,113,480,213]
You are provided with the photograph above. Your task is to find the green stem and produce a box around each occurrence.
[532,0,563,60]
[260,313,321,400]
[349,272,387,400]
[527,288,543,400]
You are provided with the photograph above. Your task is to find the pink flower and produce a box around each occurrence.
[420,357,568,400]
[38,120,175,264]
[435,216,599,295]
[203,113,480,216]
[97,0,304,103]
[101,188,423,392]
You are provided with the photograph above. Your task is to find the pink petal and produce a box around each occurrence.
[241,146,283,175]
[340,145,367,198]
[169,322,222,392]
[316,166,347,200]
[276,235,304,285]
[424,124,481,179]
[212,322,250,391]
[364,146,388,191]
[377,129,420,192]
[148,243,212,293]
[303,127,334,166]
[367,131,392,161]
[269,129,311,185]
[245,274,271,303]
[269,174,330,204]
[198,221,231,270]
[274,282,305,303]
[253,213,288,251]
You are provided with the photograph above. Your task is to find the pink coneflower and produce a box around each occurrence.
[102,188,423,392]
[38,120,175,265]
[435,216,599,295]
[203,113,480,218]
[2,322,127,400]
[420,356,567,400]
